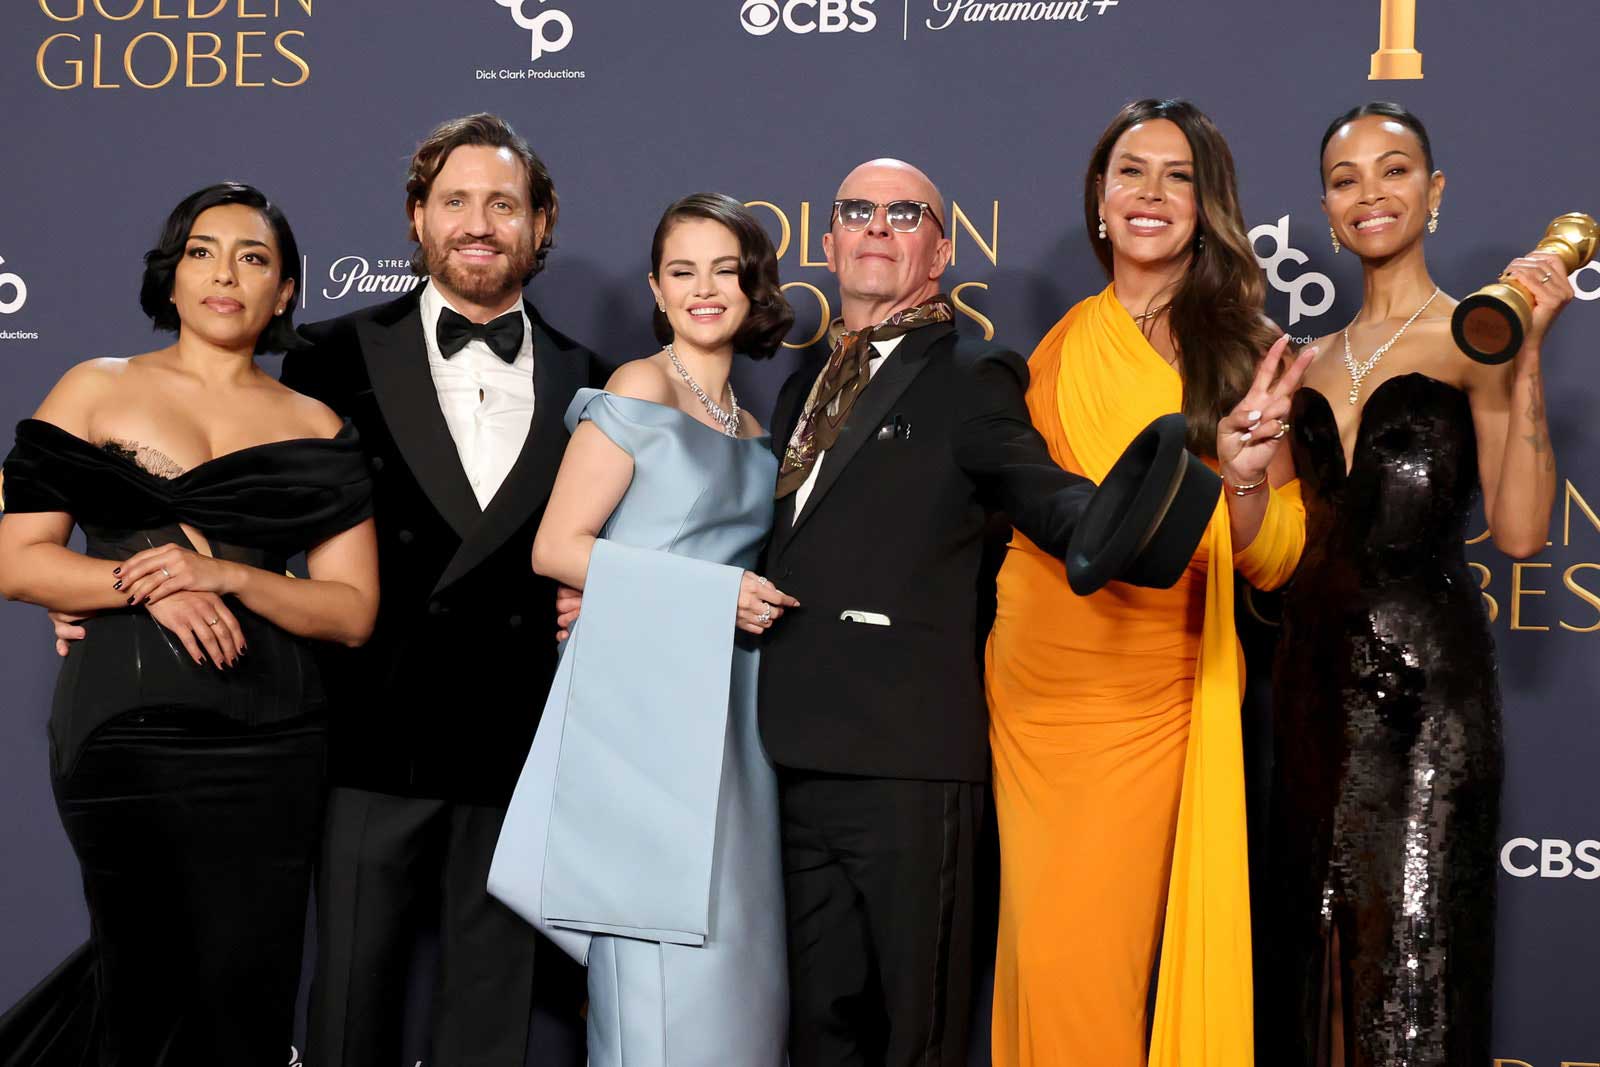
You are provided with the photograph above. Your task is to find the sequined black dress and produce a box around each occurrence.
[1261,373,1502,1067]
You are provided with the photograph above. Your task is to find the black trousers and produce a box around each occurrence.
[779,771,984,1067]
[51,709,327,1067]
[306,786,586,1067]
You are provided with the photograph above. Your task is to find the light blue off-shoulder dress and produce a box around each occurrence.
[488,388,787,1067]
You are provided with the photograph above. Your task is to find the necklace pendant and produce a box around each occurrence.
[1348,388,1360,405]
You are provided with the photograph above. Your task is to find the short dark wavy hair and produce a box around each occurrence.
[405,113,558,283]
[139,182,304,355]
[650,193,794,360]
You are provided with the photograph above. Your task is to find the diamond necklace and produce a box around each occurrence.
[1341,287,1441,405]
[666,342,740,437]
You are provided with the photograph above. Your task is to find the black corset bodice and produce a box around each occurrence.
[1290,372,1481,579]
[2,418,373,774]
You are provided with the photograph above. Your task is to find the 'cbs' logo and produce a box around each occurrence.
[1249,214,1335,326]
[1500,837,1600,879]
[741,0,877,36]
[494,0,574,61]
[0,253,27,315]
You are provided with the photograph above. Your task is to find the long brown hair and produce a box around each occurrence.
[1082,99,1276,456]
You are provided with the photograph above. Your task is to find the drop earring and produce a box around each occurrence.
[656,300,666,312]
[1330,227,1341,254]
[1428,207,1440,234]
[1097,216,1107,240]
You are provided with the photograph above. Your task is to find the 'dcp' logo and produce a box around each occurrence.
[0,253,27,316]
[1249,214,1335,326]
[741,0,877,35]
[495,0,574,61]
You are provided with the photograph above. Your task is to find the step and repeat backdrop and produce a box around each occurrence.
[1,1,1596,1063]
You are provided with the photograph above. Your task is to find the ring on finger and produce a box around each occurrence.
[1540,271,1553,283]
[1271,421,1290,440]
[161,567,171,578]
[756,575,770,588]
[758,604,773,625]
[206,617,221,627]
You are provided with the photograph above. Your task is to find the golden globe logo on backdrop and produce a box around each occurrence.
[34,0,312,90]
[745,198,1000,347]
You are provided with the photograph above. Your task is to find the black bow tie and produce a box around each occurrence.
[436,306,524,363]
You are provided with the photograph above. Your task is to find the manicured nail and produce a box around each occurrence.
[113,567,121,575]
[126,596,135,605]
[1247,410,1262,423]
[113,580,122,590]
[1241,432,1253,443]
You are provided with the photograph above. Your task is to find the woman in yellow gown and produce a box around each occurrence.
[986,99,1310,1067]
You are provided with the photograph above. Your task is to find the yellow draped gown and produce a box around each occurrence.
[985,287,1304,1067]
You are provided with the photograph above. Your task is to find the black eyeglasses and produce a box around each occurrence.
[831,199,945,235]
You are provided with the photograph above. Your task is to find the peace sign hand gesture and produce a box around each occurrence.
[1217,334,1316,490]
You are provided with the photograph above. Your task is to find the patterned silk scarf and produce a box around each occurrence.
[775,295,954,498]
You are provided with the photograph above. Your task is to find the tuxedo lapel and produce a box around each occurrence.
[432,303,581,595]
[358,301,482,540]
[784,323,950,545]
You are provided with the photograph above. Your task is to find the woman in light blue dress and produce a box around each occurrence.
[488,193,797,1066]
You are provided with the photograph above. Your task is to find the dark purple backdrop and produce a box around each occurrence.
[2,2,1597,1064]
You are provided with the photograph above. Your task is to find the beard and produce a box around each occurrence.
[422,231,537,307]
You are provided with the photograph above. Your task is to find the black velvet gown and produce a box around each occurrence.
[0,418,372,1067]
[1261,373,1503,1067]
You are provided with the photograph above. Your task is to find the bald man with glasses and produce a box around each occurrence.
[759,158,1097,1065]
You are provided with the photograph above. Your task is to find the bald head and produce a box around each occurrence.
[835,158,945,230]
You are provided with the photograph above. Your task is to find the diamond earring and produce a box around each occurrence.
[656,300,665,312]
[1097,216,1107,240]
[1330,227,1341,254]
[1428,207,1440,234]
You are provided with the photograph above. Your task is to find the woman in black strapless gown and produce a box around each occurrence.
[1257,104,1576,1066]
[0,183,377,1066]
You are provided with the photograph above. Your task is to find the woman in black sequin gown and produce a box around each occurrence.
[1259,104,1575,1066]
[0,184,378,1066]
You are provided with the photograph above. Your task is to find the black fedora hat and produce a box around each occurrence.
[1065,414,1222,595]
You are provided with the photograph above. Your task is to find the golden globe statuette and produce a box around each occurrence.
[1451,213,1600,364]
[1370,0,1423,80]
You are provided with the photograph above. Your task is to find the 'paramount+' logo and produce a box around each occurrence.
[740,0,878,36]
[1500,837,1600,880]
[1249,214,1335,328]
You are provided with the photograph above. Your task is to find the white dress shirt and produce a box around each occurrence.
[420,280,536,510]
[792,334,904,521]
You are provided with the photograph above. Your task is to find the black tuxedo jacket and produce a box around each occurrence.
[758,322,1093,783]
[280,289,601,806]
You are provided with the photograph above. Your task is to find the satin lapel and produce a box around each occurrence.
[786,323,951,544]
[767,359,815,561]
[432,306,582,595]
[358,306,481,540]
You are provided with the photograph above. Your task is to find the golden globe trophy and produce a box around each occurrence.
[1370,0,1423,80]
[1451,213,1600,364]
